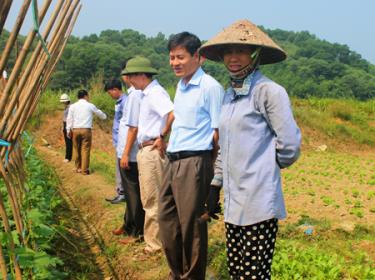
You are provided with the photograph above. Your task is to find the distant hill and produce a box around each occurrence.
[1,28,374,100]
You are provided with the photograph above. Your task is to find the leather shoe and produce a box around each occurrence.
[112,227,126,236]
[118,236,138,245]
[82,169,90,175]
[143,247,161,255]
[105,195,126,204]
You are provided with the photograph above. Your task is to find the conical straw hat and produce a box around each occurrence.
[199,19,287,65]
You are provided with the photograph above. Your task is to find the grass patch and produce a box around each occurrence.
[292,97,375,146]
[90,150,116,185]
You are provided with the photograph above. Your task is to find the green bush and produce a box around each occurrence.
[0,145,66,279]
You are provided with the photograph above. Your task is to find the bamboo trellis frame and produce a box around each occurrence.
[0,0,81,278]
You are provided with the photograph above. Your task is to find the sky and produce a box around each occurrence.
[4,0,375,64]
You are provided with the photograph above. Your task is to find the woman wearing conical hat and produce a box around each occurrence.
[201,20,301,279]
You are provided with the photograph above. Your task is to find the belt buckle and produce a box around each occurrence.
[167,152,178,162]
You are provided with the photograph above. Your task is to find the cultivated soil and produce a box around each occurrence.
[33,112,375,278]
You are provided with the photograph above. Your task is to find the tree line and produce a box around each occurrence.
[1,27,374,100]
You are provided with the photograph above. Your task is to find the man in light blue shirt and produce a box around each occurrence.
[112,65,146,243]
[159,32,224,280]
[167,66,224,153]
[104,79,127,204]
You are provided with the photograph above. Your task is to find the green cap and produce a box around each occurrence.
[121,56,158,75]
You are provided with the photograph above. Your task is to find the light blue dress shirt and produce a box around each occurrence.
[112,94,126,147]
[218,70,301,226]
[116,87,142,162]
[167,67,225,152]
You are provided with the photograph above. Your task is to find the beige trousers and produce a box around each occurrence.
[72,128,92,173]
[137,146,166,251]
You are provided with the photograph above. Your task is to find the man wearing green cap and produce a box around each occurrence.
[122,56,174,253]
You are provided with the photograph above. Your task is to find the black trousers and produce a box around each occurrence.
[159,152,213,280]
[225,219,278,280]
[118,160,144,237]
[63,122,72,161]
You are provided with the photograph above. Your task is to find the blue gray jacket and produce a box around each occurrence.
[212,70,301,226]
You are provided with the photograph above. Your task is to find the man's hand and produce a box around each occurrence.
[151,137,166,158]
[206,185,221,220]
[67,130,72,139]
[120,154,130,170]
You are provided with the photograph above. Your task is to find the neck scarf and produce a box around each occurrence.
[231,71,255,97]
[228,48,261,95]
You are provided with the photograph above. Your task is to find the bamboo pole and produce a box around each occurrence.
[0,1,82,278]
[0,162,23,237]
[0,0,52,119]
[0,0,13,36]
[0,243,8,280]
[34,0,72,70]
[0,170,22,279]
[27,0,73,86]
[41,4,81,91]
[15,9,79,137]
[7,0,80,141]
[0,0,64,136]
[0,0,32,75]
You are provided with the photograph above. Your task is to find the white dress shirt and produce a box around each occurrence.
[66,99,106,131]
[137,80,173,143]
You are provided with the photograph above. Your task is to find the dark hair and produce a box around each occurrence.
[77,89,88,99]
[104,78,122,91]
[168,32,201,56]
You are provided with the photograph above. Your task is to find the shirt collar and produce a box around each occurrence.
[228,69,262,101]
[179,67,204,91]
[127,86,135,94]
[143,79,159,96]
[116,94,125,104]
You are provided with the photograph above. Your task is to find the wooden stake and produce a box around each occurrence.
[0,0,63,135]
[0,0,52,119]
[0,0,13,36]
[0,0,32,75]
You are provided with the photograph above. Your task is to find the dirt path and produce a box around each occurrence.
[36,143,169,280]
[32,112,172,279]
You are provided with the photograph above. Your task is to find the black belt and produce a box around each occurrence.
[167,150,211,162]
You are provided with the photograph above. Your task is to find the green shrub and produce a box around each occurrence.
[272,240,343,279]
[0,145,66,279]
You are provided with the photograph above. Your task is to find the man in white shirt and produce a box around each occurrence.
[121,56,174,253]
[66,89,107,175]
